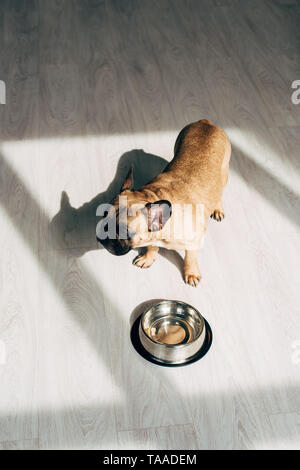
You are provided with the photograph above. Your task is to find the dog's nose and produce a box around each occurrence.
[112,242,131,256]
[97,236,131,256]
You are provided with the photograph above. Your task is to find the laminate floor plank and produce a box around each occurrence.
[117,424,198,450]
[268,411,300,450]
[0,438,39,450]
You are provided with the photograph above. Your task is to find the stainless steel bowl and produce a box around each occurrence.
[139,300,206,365]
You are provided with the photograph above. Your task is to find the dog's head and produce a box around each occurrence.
[96,166,172,255]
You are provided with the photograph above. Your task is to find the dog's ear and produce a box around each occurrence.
[121,165,134,191]
[60,191,71,210]
[142,200,172,232]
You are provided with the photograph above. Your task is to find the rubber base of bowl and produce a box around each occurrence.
[130,314,213,367]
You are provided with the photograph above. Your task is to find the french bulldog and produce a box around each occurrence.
[97,119,231,286]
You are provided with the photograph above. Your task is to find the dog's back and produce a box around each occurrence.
[146,120,231,212]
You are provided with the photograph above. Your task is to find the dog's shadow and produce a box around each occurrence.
[50,149,184,275]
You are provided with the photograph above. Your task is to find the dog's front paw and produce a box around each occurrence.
[184,272,201,287]
[133,254,155,269]
[210,209,225,222]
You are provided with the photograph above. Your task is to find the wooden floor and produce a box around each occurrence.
[0,0,300,450]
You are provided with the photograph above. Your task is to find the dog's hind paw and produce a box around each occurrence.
[184,273,201,287]
[210,209,225,222]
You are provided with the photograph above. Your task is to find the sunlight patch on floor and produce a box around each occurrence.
[226,127,300,199]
